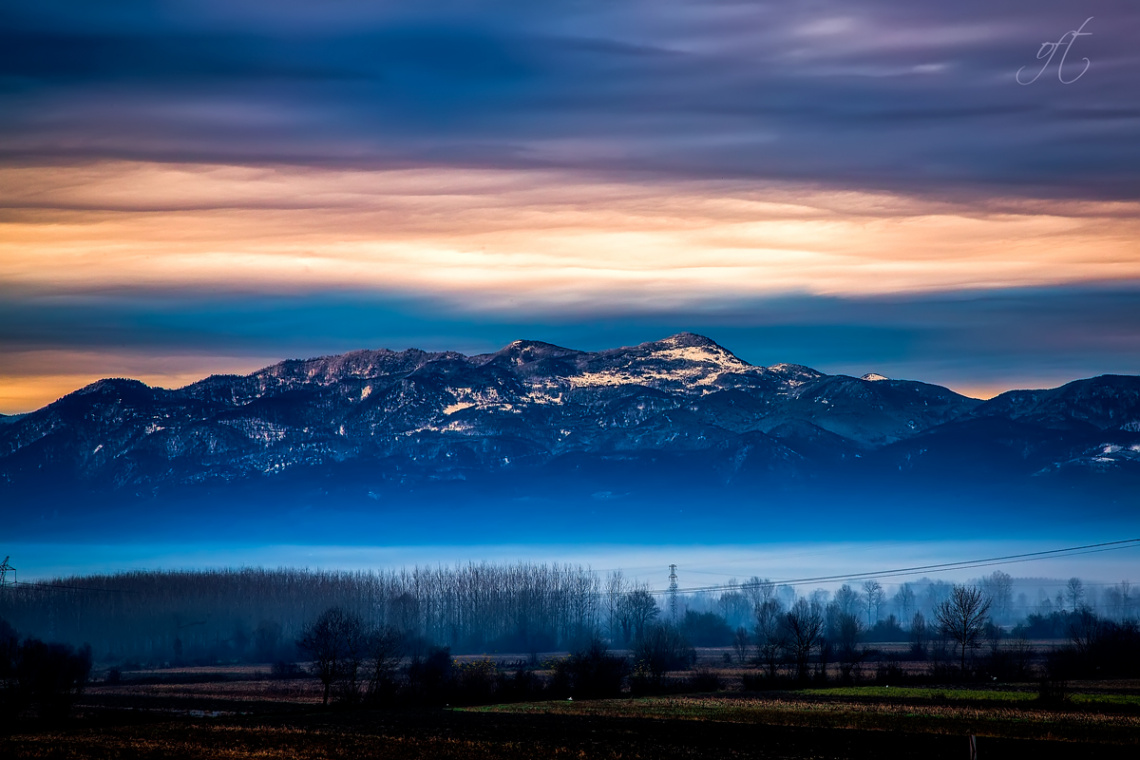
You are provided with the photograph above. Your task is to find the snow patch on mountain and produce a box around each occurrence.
[568,336,761,390]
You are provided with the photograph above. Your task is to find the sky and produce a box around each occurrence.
[2,0,1140,414]
[15,539,1140,590]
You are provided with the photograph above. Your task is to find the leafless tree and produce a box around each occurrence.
[935,585,991,674]
[1065,578,1085,611]
[732,626,750,664]
[910,611,927,659]
[981,571,1013,622]
[833,584,860,617]
[297,607,368,705]
[783,599,824,681]
[605,571,627,642]
[893,583,916,620]
[365,625,403,700]
[753,598,784,678]
[621,586,659,644]
[862,581,884,627]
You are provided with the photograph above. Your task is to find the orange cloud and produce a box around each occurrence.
[2,161,1139,310]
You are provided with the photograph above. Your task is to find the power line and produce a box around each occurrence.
[2,539,1135,599]
[646,538,1140,595]
[2,579,139,594]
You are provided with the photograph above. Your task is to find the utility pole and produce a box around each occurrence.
[668,564,678,621]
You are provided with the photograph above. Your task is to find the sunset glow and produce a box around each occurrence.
[2,0,1138,413]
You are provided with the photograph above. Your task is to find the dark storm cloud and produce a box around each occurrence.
[1,1,1138,199]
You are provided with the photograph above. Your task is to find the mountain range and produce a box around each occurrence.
[3,333,1138,541]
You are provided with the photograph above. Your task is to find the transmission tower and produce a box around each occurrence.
[668,564,678,621]
[0,556,14,588]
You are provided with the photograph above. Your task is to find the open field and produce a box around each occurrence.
[4,662,1140,759]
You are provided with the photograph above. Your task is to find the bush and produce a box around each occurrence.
[270,661,303,679]
[404,647,455,706]
[13,638,93,720]
[495,666,545,703]
[632,624,694,691]
[687,665,721,692]
[454,659,498,704]
[550,640,629,700]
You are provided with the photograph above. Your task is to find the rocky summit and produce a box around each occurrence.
[2,333,1139,536]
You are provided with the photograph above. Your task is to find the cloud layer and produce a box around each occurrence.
[2,1,1138,411]
[3,1,1138,198]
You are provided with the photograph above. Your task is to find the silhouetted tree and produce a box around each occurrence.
[909,611,928,660]
[935,585,991,674]
[620,587,659,644]
[365,625,403,701]
[783,599,824,682]
[14,639,92,719]
[893,583,916,620]
[551,639,628,699]
[732,627,750,664]
[862,581,884,626]
[754,598,785,678]
[1065,578,1085,611]
[297,607,368,705]
[833,585,860,617]
[633,624,694,689]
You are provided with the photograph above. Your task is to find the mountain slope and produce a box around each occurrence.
[2,334,1137,532]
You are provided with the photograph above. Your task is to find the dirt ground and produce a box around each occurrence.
[3,651,1138,759]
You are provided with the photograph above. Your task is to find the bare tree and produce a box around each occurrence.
[981,571,1013,622]
[909,611,927,660]
[783,599,824,682]
[1065,578,1085,611]
[934,585,991,674]
[621,586,659,644]
[862,581,884,627]
[754,598,785,678]
[833,585,861,617]
[365,625,403,700]
[893,583,916,621]
[740,577,764,610]
[833,609,867,683]
[633,624,693,687]
[732,626,750,664]
[605,571,627,643]
[297,607,368,705]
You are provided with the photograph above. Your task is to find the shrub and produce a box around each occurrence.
[550,639,629,700]
[404,647,455,706]
[687,665,722,692]
[632,624,694,691]
[13,638,93,720]
[270,661,303,679]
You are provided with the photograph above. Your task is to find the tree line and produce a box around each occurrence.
[0,565,1135,667]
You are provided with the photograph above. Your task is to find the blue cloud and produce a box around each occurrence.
[3,284,1139,396]
[1,1,1137,199]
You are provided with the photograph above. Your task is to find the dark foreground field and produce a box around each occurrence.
[6,706,1139,760]
[3,668,1139,759]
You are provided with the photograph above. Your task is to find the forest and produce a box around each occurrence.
[1,564,1136,667]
